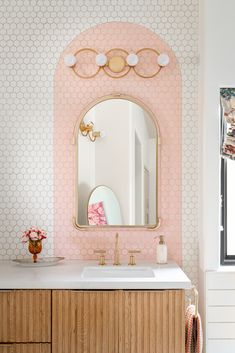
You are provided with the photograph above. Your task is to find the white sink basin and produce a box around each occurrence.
[81,266,155,279]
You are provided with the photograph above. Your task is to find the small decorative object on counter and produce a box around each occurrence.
[155,235,168,264]
[21,227,47,263]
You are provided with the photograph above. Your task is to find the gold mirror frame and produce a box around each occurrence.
[72,93,161,230]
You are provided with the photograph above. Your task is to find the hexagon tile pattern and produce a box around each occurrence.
[54,22,182,265]
[0,0,199,288]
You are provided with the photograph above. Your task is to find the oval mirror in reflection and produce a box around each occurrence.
[76,96,158,228]
[88,186,123,225]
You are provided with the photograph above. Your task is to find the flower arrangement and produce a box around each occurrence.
[21,227,47,243]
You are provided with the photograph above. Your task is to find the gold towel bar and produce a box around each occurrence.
[186,286,199,318]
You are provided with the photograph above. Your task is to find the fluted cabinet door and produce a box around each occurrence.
[14,344,51,353]
[0,290,51,343]
[119,290,185,353]
[52,290,185,353]
[0,344,50,353]
[0,345,13,353]
[52,290,119,353]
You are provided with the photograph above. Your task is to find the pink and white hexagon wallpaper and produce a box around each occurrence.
[0,0,199,287]
[54,22,182,262]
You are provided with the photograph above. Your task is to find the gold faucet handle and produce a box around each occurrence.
[94,249,106,266]
[128,250,141,266]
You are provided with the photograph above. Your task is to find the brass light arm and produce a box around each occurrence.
[80,121,94,136]
[79,121,101,142]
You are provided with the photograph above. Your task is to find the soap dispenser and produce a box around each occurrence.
[155,235,167,264]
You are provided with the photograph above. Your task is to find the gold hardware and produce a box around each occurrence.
[193,286,199,318]
[72,48,101,79]
[133,48,162,78]
[94,249,106,265]
[128,250,141,265]
[113,233,121,265]
[79,121,101,142]
[103,48,131,78]
[108,56,126,73]
[186,286,199,318]
[68,47,167,79]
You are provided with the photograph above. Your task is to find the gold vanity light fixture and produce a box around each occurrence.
[64,48,170,79]
[79,121,103,142]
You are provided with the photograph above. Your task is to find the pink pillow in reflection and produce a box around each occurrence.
[88,201,107,225]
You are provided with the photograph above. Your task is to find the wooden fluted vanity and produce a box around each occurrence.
[53,289,185,353]
[0,260,190,353]
[0,290,51,353]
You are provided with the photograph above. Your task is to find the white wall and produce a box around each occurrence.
[205,271,235,353]
[200,0,235,272]
[94,99,130,224]
[200,1,235,351]
[130,102,156,225]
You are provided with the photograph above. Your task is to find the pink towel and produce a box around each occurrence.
[88,201,107,225]
[185,305,203,353]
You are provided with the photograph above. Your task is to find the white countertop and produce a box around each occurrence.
[0,260,191,290]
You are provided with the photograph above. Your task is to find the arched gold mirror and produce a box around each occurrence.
[74,95,159,229]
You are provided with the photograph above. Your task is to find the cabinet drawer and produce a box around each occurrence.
[0,290,51,343]
[0,344,51,353]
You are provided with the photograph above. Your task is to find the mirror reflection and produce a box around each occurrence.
[88,186,123,225]
[76,98,158,227]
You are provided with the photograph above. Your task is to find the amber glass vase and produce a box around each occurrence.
[28,240,42,263]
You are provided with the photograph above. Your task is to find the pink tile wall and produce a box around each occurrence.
[54,22,182,263]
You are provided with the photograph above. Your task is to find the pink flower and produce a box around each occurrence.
[21,227,47,243]
[88,202,107,225]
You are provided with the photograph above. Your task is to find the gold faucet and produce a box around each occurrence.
[94,249,106,266]
[113,233,121,265]
[128,249,141,265]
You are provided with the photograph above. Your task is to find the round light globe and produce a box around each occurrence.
[64,54,77,67]
[157,53,170,67]
[100,131,106,138]
[126,53,139,66]
[95,53,107,67]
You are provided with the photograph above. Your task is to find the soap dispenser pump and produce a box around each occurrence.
[155,235,167,264]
